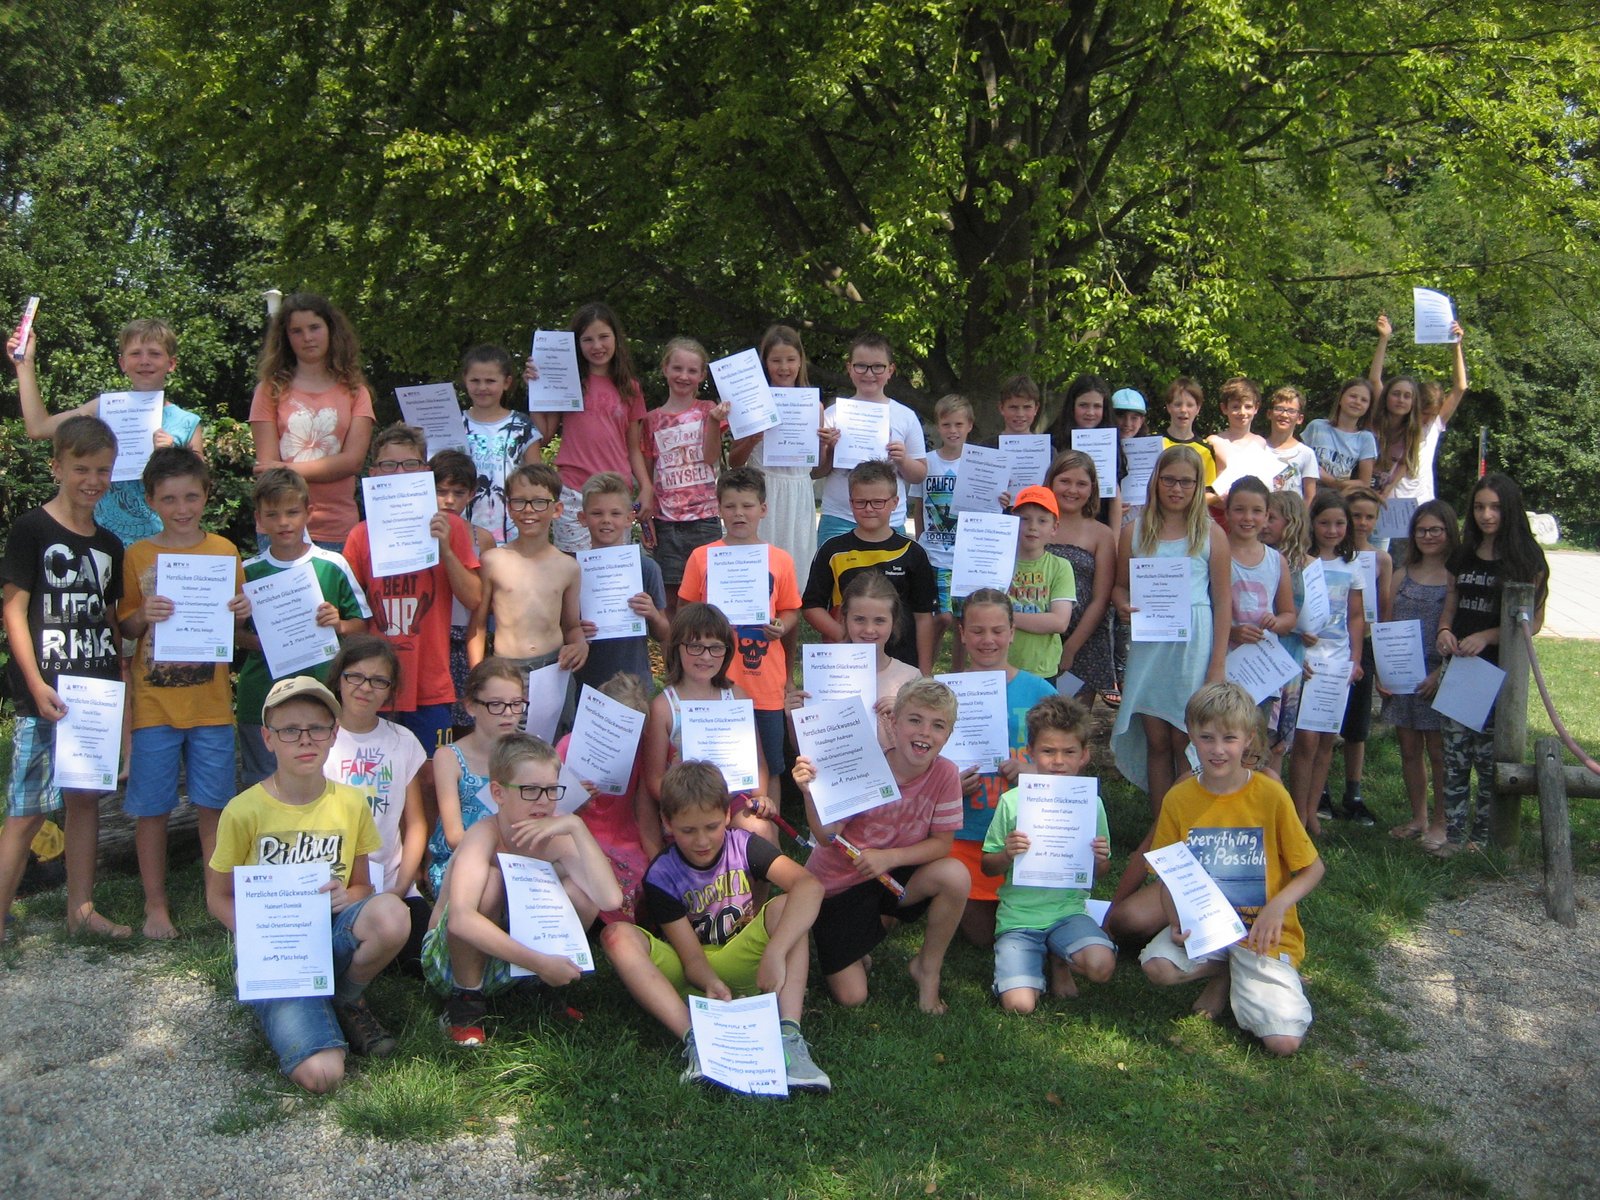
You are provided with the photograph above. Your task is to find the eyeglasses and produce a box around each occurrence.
[1269,405,1301,415]
[682,642,728,658]
[267,723,336,744]
[340,670,394,692]
[507,496,555,513]
[515,784,567,804]
[848,362,890,376]
[1157,475,1198,491]
[474,697,530,714]
[1414,525,1449,537]
[371,458,426,474]
[850,496,893,511]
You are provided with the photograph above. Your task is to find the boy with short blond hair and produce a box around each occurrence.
[424,732,623,1046]
[116,446,252,938]
[0,415,128,941]
[601,759,830,1091]
[575,471,668,694]
[795,678,970,1014]
[1006,485,1076,677]
[1140,681,1325,1056]
[982,695,1115,1014]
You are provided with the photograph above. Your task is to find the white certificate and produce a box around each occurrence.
[1143,841,1248,960]
[709,347,779,439]
[1070,428,1119,498]
[526,329,584,411]
[1012,774,1099,889]
[578,544,646,640]
[1295,664,1352,734]
[951,512,1019,599]
[1085,898,1112,927]
[565,685,647,795]
[496,854,595,976]
[792,698,900,825]
[1431,654,1507,733]
[1375,496,1418,541]
[803,643,877,706]
[687,993,787,1097]
[361,471,440,578]
[706,544,771,627]
[233,863,335,1001]
[243,562,340,677]
[52,675,125,791]
[524,662,572,742]
[830,398,891,469]
[1000,434,1053,495]
[555,757,591,815]
[952,444,1010,513]
[681,698,760,792]
[1354,550,1378,624]
[1119,436,1166,507]
[933,669,1008,773]
[98,390,164,483]
[1130,556,1190,641]
[1224,637,1301,704]
[1373,619,1426,696]
[763,388,821,468]
[152,553,236,664]
[1294,558,1331,634]
[395,382,470,454]
[1413,287,1458,345]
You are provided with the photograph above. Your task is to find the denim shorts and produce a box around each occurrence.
[237,722,275,789]
[7,716,63,818]
[993,914,1116,995]
[651,517,721,589]
[123,724,236,817]
[249,896,372,1076]
[397,704,454,759]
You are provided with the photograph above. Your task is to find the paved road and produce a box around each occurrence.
[1541,551,1600,640]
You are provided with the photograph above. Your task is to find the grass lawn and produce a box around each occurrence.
[5,635,1596,1198]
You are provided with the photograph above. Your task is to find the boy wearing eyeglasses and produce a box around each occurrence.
[424,732,622,1047]
[207,676,411,1093]
[342,424,483,763]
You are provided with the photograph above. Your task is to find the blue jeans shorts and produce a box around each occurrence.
[397,704,454,759]
[993,914,1116,995]
[7,716,64,818]
[249,896,372,1076]
[123,724,236,817]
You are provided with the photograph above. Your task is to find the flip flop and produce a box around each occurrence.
[1389,824,1424,840]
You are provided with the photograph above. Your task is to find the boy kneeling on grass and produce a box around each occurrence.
[206,677,411,1094]
[601,760,830,1093]
[1140,681,1325,1056]
[424,733,622,1047]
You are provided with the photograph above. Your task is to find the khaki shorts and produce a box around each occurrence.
[1139,926,1313,1039]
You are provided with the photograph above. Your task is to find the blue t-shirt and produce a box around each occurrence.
[1301,419,1377,483]
[957,669,1057,842]
[95,403,204,545]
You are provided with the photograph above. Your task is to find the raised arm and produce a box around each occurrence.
[1438,322,1468,426]
[1367,312,1391,399]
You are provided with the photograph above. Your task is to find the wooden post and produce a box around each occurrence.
[1490,581,1535,858]
[1535,737,1576,928]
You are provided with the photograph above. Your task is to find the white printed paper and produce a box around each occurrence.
[1412,288,1458,345]
[1225,637,1301,705]
[830,399,892,469]
[792,698,900,825]
[578,544,646,640]
[361,471,441,578]
[1119,436,1165,507]
[1375,496,1418,541]
[803,643,877,706]
[395,382,470,454]
[680,698,760,792]
[1055,670,1087,698]
[565,685,647,794]
[709,347,780,439]
[52,675,125,791]
[152,553,236,664]
[951,512,1019,599]
[687,993,787,1097]
[952,444,1011,513]
[1431,654,1507,733]
[1000,434,1053,496]
[1130,556,1190,641]
[1143,841,1248,960]
[1354,550,1378,625]
[1294,558,1330,634]
[763,388,821,468]
[1070,427,1119,498]
[233,863,334,1001]
[524,662,572,742]
[1372,619,1426,696]
[497,854,594,976]
[706,544,771,627]
[1295,664,1351,734]
[1012,774,1099,889]
[243,562,340,677]
[933,670,1009,774]
[527,329,585,411]
[98,390,164,483]
[1085,898,1112,927]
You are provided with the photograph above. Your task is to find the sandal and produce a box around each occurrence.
[1388,824,1424,840]
[1427,841,1463,859]
[1102,687,1122,709]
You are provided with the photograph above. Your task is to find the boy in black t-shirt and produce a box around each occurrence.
[801,460,938,673]
[0,415,128,941]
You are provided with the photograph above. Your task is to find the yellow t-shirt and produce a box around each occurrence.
[1153,771,1318,966]
[210,781,380,888]
[117,534,244,730]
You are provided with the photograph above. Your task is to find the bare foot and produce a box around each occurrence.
[1048,954,1079,999]
[67,907,132,939]
[1388,822,1426,840]
[1192,974,1230,1020]
[142,911,179,940]
[907,954,947,1015]
[861,954,873,974]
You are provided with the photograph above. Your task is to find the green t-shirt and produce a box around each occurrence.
[982,782,1109,936]
[1007,551,1077,677]
[235,546,371,724]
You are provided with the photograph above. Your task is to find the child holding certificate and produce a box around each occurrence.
[1223,477,1296,739]
[601,760,831,1092]
[644,338,729,610]
[918,394,972,667]
[458,344,543,545]
[0,416,128,942]
[795,678,971,1015]
[1301,379,1378,498]
[1140,682,1324,1056]
[575,472,670,696]
[1006,485,1076,679]
[981,695,1114,1013]
[429,448,498,733]
[1261,490,1311,775]
[1044,450,1117,705]
[1329,487,1391,826]
[207,676,411,1091]
[424,733,622,1046]
[116,447,251,939]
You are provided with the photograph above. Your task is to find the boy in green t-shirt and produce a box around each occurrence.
[1005,486,1075,678]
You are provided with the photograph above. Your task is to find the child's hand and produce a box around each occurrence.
[557,640,589,671]
[635,487,657,524]
[708,400,731,424]
[1449,320,1464,344]
[872,696,894,721]
[1090,835,1110,869]
[5,329,34,369]
[579,619,599,641]
[429,511,452,544]
[959,765,983,797]
[741,793,774,821]
[530,951,584,988]
[1457,631,1492,657]
[1003,830,1031,861]
[314,602,340,628]
[852,847,895,880]
[997,490,1014,510]
[783,685,810,712]
[30,684,67,722]
[627,591,658,618]
[756,947,787,996]
[522,360,540,383]
[512,812,580,854]
[1231,623,1264,646]
[1244,899,1287,956]
[1348,660,1363,684]
[885,440,907,465]
[1418,669,1441,700]
[817,424,840,449]
[763,618,786,641]
[703,975,734,1003]
[1299,629,1318,647]
[143,595,176,624]
[228,592,252,621]
[790,755,816,790]
[152,429,176,450]
[1376,312,1392,339]
[322,875,353,914]
[998,756,1022,784]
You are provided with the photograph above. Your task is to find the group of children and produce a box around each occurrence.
[0,301,1544,1098]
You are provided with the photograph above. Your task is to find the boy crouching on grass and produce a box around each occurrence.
[206,677,411,1094]
[601,760,830,1093]
[1140,682,1325,1056]
[981,696,1116,1014]
[424,733,622,1047]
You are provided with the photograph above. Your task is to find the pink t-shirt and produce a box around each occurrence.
[645,402,721,522]
[552,375,647,492]
[250,381,376,545]
[806,756,962,895]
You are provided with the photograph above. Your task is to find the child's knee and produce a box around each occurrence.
[998,988,1037,1015]
[1142,956,1185,986]
[924,857,970,897]
[1261,1033,1302,1057]
[826,966,869,1007]
[1074,946,1116,983]
[290,1048,346,1094]
[600,921,647,964]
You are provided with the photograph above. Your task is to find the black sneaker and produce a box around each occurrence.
[334,996,398,1058]
[1316,790,1335,822]
[1343,798,1377,827]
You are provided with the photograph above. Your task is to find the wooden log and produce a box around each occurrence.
[1535,736,1576,928]
[93,791,201,871]
[1490,582,1536,858]
[1496,761,1600,798]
